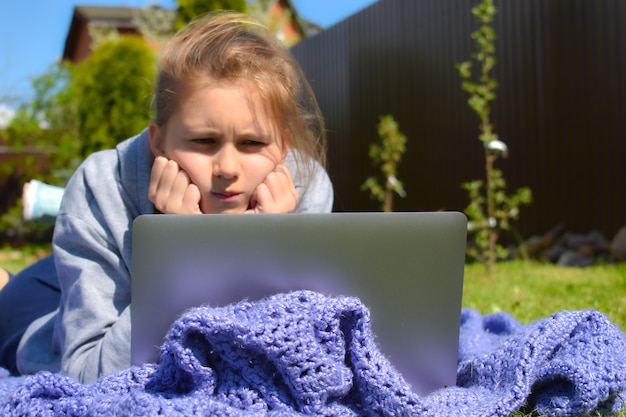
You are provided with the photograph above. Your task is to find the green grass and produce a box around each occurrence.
[0,246,50,275]
[462,260,626,330]
[1,252,625,416]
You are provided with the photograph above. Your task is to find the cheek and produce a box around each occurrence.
[246,157,277,184]
[169,151,213,188]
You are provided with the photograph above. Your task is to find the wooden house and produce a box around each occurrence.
[62,1,319,63]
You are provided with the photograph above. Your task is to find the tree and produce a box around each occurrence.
[174,0,247,31]
[361,115,407,212]
[4,32,157,184]
[457,0,532,274]
[247,0,303,46]
[0,64,77,243]
[2,63,78,184]
[69,35,156,159]
[1,18,159,242]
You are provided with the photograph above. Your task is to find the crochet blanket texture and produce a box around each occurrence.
[1,290,625,416]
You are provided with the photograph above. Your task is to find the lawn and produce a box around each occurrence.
[463,260,626,331]
[0,247,50,275]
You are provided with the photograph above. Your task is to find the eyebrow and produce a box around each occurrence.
[184,126,276,141]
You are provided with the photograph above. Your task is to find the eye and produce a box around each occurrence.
[191,137,217,145]
[239,139,268,151]
[241,139,266,147]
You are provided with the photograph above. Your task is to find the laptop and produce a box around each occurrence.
[130,212,467,395]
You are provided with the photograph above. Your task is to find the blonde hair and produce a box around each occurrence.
[153,12,326,172]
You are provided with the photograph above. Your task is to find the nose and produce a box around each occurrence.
[213,145,239,179]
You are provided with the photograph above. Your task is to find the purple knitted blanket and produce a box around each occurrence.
[1,290,625,416]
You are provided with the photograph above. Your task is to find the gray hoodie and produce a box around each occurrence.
[16,129,333,383]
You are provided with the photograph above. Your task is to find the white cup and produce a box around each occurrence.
[22,180,65,222]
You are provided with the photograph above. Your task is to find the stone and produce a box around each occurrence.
[610,225,626,262]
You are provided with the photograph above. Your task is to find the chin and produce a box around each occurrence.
[202,205,248,215]
[220,209,247,214]
[201,197,250,215]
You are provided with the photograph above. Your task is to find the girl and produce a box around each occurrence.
[0,12,333,383]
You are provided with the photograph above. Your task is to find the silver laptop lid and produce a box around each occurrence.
[131,212,466,395]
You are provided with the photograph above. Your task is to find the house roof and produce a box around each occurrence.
[62,6,138,61]
[62,6,179,61]
[62,3,320,62]
[73,6,139,28]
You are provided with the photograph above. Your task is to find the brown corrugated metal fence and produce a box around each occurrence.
[291,0,626,241]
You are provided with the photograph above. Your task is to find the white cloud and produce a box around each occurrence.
[0,103,15,129]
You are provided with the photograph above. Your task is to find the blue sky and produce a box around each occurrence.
[0,0,378,113]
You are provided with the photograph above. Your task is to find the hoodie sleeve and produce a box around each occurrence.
[51,146,142,383]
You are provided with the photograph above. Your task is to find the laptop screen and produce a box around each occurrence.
[131,212,466,395]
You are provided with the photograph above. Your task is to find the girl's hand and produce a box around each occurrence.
[246,163,297,214]
[149,156,202,214]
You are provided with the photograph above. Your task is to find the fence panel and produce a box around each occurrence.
[292,0,626,240]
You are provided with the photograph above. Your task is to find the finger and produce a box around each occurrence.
[252,169,297,214]
[154,159,180,195]
[161,170,202,214]
[264,165,293,193]
[275,163,295,184]
[264,166,297,207]
[183,183,202,214]
[148,156,169,200]
[166,170,192,209]
[149,159,183,211]
[245,183,270,214]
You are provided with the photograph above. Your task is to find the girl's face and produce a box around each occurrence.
[149,82,286,214]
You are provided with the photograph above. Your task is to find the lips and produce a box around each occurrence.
[211,191,242,201]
